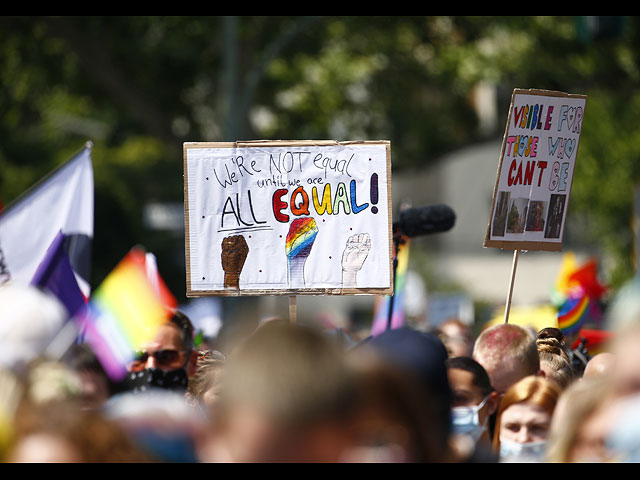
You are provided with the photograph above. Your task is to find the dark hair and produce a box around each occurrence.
[364,327,453,439]
[537,327,566,347]
[446,356,493,397]
[64,343,121,397]
[169,310,195,352]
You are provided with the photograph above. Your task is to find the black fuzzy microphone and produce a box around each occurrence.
[394,204,456,238]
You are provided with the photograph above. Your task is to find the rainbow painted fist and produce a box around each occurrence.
[286,217,318,288]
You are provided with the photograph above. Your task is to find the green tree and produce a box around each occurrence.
[2,15,639,298]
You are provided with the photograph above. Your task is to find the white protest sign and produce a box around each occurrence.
[184,140,393,296]
[484,89,587,251]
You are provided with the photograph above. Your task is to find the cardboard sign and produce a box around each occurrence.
[184,140,393,296]
[484,89,587,251]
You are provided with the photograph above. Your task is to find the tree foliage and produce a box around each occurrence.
[1,15,638,298]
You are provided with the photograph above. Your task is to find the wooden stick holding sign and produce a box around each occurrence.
[289,295,297,325]
[483,89,587,319]
[504,249,520,324]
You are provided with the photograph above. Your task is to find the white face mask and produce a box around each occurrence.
[451,395,489,443]
[499,437,547,462]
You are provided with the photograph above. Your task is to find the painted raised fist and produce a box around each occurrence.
[221,234,249,289]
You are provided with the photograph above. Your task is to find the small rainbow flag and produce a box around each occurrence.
[371,237,410,336]
[77,247,176,380]
[557,288,590,336]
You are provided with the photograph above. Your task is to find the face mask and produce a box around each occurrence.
[499,437,547,462]
[124,367,189,394]
[451,395,489,442]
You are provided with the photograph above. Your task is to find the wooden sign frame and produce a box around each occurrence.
[484,89,587,252]
[184,140,394,297]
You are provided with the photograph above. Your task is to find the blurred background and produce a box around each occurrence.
[1,16,638,342]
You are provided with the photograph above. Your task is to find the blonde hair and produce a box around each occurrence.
[492,375,561,453]
[546,375,612,462]
[536,337,575,390]
[186,350,226,402]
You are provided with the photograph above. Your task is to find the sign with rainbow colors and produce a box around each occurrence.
[484,89,587,251]
[184,140,393,296]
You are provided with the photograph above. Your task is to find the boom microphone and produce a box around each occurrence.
[393,204,456,238]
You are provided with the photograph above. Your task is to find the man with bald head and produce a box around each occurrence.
[582,352,615,380]
[472,323,542,396]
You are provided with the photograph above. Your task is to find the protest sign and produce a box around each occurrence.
[184,140,393,297]
[484,89,587,251]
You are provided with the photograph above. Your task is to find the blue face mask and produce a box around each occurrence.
[499,437,547,462]
[451,395,489,443]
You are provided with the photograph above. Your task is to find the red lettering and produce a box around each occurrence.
[508,159,517,186]
[536,161,548,187]
[290,186,310,216]
[272,188,289,223]
[545,106,554,130]
[513,106,523,128]
[524,161,535,185]
[514,161,523,185]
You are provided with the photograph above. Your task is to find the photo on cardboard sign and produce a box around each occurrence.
[544,194,566,239]
[505,197,528,234]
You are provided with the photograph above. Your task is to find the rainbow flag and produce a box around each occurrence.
[552,253,608,335]
[77,247,176,380]
[371,237,410,336]
[557,288,590,336]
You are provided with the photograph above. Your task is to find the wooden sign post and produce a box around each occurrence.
[484,89,587,323]
[183,140,394,304]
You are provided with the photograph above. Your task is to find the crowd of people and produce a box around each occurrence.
[2,277,640,463]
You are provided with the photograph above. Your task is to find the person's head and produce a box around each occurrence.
[8,399,151,462]
[64,343,117,408]
[365,327,453,442]
[446,356,499,445]
[536,327,567,347]
[536,337,575,390]
[185,349,226,415]
[0,285,67,375]
[547,375,615,462]
[605,326,640,400]
[438,318,473,358]
[123,310,198,394]
[582,352,615,380]
[215,322,356,462]
[472,323,541,396]
[493,375,561,461]
[344,348,449,462]
[103,389,210,462]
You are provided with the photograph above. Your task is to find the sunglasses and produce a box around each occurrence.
[129,349,187,370]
